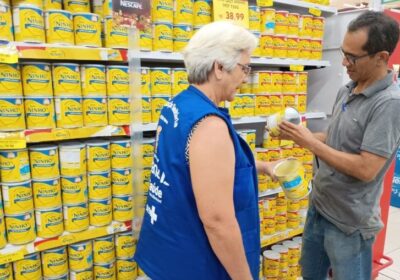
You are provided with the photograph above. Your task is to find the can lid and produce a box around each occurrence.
[271,244,288,253]
[59,141,85,148]
[63,201,88,207]
[32,177,60,183]
[110,137,131,144]
[73,12,98,16]
[41,246,67,254]
[4,210,34,217]
[151,67,171,70]
[141,138,155,144]
[69,240,92,248]
[1,180,31,187]
[273,158,302,178]
[35,205,62,212]
[86,139,110,146]
[88,170,110,175]
[81,64,106,68]
[45,9,72,14]
[13,4,43,10]
[262,250,280,260]
[94,234,114,242]
[29,144,58,151]
[292,236,302,244]
[53,62,80,67]
[89,197,111,203]
[282,240,300,249]
[107,65,129,69]
[255,147,268,152]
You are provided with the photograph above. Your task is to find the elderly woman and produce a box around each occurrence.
[135,21,276,280]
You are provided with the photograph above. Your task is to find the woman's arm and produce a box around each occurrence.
[189,116,253,280]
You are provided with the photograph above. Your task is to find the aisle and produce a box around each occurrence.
[378,206,400,279]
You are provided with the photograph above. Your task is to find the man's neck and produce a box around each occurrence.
[353,68,389,94]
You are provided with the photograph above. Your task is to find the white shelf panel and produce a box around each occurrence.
[273,0,337,16]
[259,188,282,198]
[139,51,184,63]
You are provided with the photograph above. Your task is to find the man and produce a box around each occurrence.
[280,11,400,280]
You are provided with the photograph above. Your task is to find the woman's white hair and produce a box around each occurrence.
[182,21,257,84]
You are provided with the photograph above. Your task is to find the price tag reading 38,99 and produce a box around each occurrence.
[213,0,249,28]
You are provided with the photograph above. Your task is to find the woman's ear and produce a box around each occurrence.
[214,61,224,80]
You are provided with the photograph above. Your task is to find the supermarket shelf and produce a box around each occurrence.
[273,0,337,16]
[261,226,304,247]
[251,57,330,68]
[259,187,282,198]
[0,221,131,265]
[0,125,129,149]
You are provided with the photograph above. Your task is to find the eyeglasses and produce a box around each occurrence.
[340,48,372,65]
[237,63,252,75]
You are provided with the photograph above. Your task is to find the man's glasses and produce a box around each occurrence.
[237,63,252,75]
[340,48,372,65]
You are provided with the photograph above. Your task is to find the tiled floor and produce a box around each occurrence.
[377,206,400,280]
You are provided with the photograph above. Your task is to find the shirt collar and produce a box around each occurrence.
[345,70,394,98]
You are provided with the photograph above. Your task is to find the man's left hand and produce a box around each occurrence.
[279,121,316,150]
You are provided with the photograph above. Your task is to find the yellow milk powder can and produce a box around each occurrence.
[110,138,132,169]
[55,96,83,128]
[13,5,45,43]
[172,68,188,96]
[83,96,108,127]
[5,211,36,244]
[41,247,68,278]
[86,140,110,172]
[35,206,63,238]
[63,202,89,232]
[0,149,30,183]
[140,67,151,97]
[260,8,275,35]
[255,94,270,116]
[140,27,153,51]
[249,5,260,32]
[45,10,74,45]
[0,64,22,96]
[43,0,62,10]
[81,64,106,96]
[106,65,129,96]
[193,0,211,26]
[0,216,6,249]
[89,197,112,226]
[68,240,93,271]
[104,16,128,49]
[88,170,111,200]
[70,269,93,280]
[151,95,169,122]
[173,24,192,52]
[61,175,87,204]
[52,63,81,96]
[93,235,115,264]
[32,178,62,209]
[151,67,171,95]
[59,142,86,176]
[2,180,33,215]
[74,12,101,47]
[141,138,154,167]
[63,0,90,12]
[116,257,137,279]
[21,62,52,96]
[152,0,173,22]
[112,195,133,222]
[115,231,136,259]
[0,3,13,42]
[24,97,56,129]
[108,96,131,125]
[0,263,13,280]
[174,0,193,25]
[0,190,3,216]
[29,144,59,180]
[94,262,116,280]
[142,96,152,124]
[0,96,25,131]
[111,168,132,195]
[13,253,42,280]
[153,21,173,52]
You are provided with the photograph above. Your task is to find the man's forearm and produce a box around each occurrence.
[313,132,327,143]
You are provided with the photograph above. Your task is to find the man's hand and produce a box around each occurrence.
[278,121,317,150]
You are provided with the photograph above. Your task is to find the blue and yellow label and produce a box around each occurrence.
[55,96,83,128]
[0,96,25,131]
[94,262,116,280]
[152,0,173,22]
[88,171,111,200]
[142,97,152,124]
[111,168,132,195]
[86,141,110,172]
[151,95,169,123]
[89,198,112,227]
[13,5,45,43]
[13,253,42,280]
[41,247,68,278]
[104,16,128,48]
[249,5,260,32]
[35,206,64,238]
[153,22,173,52]
[106,65,129,96]
[172,68,189,96]
[83,96,108,127]
[0,3,13,42]
[2,180,33,215]
[64,0,90,13]
[21,63,52,96]
[81,64,106,96]
[110,139,132,169]
[43,0,62,9]
[108,96,131,125]
[32,178,62,209]
[141,139,154,167]
[140,67,151,97]
[5,211,36,245]
[63,202,89,232]
[0,149,30,183]
[112,195,133,222]
[45,10,74,45]
[150,67,171,95]
[25,97,55,129]
[0,263,12,280]
[173,24,192,53]
[74,12,101,47]
[0,216,6,249]
[174,0,193,25]
[93,235,115,264]
[70,269,93,280]
[61,175,87,204]
[140,167,151,193]
[68,241,93,271]
[29,145,59,180]
[52,64,81,96]
[139,28,152,51]
[116,258,137,279]
[0,64,22,95]
[115,232,136,260]
[193,0,212,26]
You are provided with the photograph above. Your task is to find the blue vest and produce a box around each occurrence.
[135,86,260,280]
